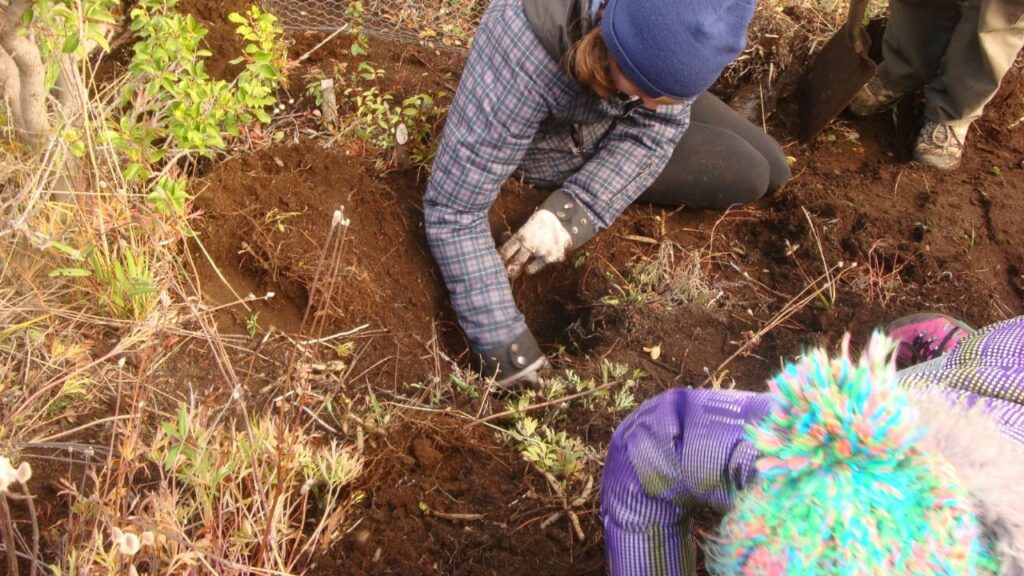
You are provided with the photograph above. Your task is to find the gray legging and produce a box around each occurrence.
[638,92,791,210]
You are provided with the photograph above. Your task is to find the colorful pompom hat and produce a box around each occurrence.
[706,332,1001,575]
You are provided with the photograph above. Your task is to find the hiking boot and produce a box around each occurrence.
[848,76,908,117]
[475,329,547,389]
[886,312,973,370]
[913,119,969,170]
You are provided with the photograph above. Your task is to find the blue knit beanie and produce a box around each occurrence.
[600,0,755,100]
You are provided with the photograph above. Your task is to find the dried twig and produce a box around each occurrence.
[0,495,18,576]
[802,206,835,304]
[702,262,857,386]
[295,24,354,64]
[420,503,484,522]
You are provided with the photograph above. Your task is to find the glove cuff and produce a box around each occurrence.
[475,329,546,388]
[540,190,598,248]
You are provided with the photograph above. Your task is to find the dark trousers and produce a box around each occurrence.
[638,92,791,210]
[879,0,1024,127]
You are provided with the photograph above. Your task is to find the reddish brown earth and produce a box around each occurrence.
[312,416,605,575]
[173,3,1024,574]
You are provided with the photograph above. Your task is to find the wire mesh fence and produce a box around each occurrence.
[261,0,485,51]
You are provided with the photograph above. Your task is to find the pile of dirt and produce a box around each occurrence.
[192,139,455,385]
[313,416,604,575]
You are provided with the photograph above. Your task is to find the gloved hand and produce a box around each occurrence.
[499,209,573,279]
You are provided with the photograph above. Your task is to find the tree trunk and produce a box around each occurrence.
[0,0,48,147]
[0,46,19,118]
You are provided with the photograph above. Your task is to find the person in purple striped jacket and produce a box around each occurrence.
[601,313,1024,575]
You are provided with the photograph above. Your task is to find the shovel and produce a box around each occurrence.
[797,0,877,143]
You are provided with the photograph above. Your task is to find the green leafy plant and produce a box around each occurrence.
[39,0,287,322]
[312,0,447,170]
[30,0,120,86]
[514,416,593,481]
[402,92,446,168]
[146,175,189,218]
[345,1,371,57]
[500,408,597,542]
[345,86,397,147]
[108,0,285,180]
[89,243,159,320]
[305,73,326,107]
[489,359,646,540]
[49,238,158,320]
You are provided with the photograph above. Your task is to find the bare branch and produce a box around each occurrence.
[55,54,86,124]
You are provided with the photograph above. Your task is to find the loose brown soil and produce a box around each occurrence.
[314,416,605,575]
[175,3,1024,574]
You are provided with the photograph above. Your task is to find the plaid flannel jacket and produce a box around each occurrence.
[423,0,691,351]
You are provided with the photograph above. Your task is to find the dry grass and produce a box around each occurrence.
[848,239,909,306]
[602,240,723,312]
[2,165,370,573]
[0,7,375,573]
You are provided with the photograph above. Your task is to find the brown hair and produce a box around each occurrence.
[566,26,616,98]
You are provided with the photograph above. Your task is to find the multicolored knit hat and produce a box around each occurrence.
[707,333,1001,575]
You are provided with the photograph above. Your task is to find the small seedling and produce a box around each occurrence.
[263,208,301,232]
[305,75,325,106]
[365,391,390,430]
[912,221,930,242]
[345,1,371,57]
[611,386,637,413]
[335,341,355,358]
[449,372,480,399]
[245,312,260,338]
[704,367,734,389]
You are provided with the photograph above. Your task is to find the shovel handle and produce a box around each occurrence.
[844,0,872,57]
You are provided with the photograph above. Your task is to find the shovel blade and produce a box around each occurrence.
[798,31,877,144]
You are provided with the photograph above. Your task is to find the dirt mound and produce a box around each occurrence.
[313,416,604,575]
[192,139,457,384]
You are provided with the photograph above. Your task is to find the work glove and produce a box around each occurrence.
[499,209,573,279]
[498,191,598,279]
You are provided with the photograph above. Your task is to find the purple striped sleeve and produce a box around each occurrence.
[601,388,773,576]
